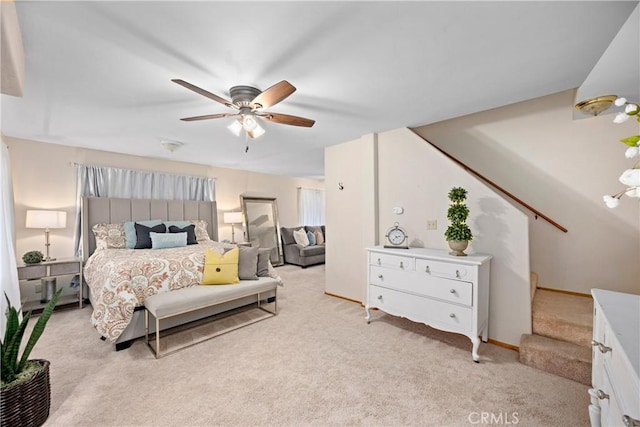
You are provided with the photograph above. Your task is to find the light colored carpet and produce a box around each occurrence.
[28,264,590,426]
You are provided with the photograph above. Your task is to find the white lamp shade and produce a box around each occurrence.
[26,210,67,229]
[223,212,243,224]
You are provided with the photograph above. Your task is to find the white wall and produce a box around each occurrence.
[413,89,640,295]
[6,136,323,263]
[377,128,531,346]
[325,134,378,302]
[325,128,531,346]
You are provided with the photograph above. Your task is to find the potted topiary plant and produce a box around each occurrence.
[444,186,473,256]
[22,251,44,265]
[1,288,62,427]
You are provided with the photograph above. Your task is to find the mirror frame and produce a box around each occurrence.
[239,196,283,266]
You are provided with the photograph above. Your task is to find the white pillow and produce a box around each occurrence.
[293,228,310,247]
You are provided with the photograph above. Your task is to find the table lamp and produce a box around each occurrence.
[223,212,243,244]
[25,210,67,261]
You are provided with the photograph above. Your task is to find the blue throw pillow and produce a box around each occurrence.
[163,220,192,229]
[124,219,163,249]
[150,231,187,249]
[307,230,316,246]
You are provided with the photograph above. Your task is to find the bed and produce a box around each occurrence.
[82,196,279,349]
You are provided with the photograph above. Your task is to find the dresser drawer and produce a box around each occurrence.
[370,266,472,306]
[605,340,640,421]
[18,265,47,280]
[369,252,414,271]
[369,285,473,331]
[415,258,469,281]
[50,262,80,276]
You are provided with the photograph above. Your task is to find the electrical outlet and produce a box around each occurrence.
[427,220,437,230]
[35,283,42,294]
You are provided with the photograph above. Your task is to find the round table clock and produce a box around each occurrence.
[384,222,409,249]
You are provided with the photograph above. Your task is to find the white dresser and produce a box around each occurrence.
[589,289,640,427]
[365,246,491,362]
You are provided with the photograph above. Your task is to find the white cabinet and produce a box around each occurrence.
[589,289,640,427]
[365,246,491,362]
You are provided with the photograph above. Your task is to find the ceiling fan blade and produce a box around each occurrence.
[251,80,296,109]
[172,79,236,108]
[180,113,237,122]
[261,112,315,127]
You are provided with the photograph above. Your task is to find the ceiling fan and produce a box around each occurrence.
[172,79,315,139]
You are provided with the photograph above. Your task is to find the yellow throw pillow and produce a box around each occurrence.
[201,247,239,285]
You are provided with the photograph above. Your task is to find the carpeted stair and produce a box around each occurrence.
[519,286,593,385]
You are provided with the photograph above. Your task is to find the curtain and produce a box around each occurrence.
[74,164,216,257]
[1,142,20,335]
[297,188,325,226]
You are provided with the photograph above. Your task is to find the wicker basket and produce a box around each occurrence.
[0,359,51,427]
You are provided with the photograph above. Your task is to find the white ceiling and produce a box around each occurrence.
[2,1,638,179]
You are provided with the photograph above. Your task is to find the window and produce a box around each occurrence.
[298,188,325,226]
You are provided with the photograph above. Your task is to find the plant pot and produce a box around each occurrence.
[448,240,468,256]
[0,359,51,427]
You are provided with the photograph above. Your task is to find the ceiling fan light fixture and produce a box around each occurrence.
[248,122,265,139]
[228,119,243,136]
[243,115,258,132]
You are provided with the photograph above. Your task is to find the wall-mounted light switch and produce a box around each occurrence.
[427,220,437,230]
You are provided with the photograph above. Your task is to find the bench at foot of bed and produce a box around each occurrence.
[144,279,278,358]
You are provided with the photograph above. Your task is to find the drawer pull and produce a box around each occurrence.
[623,415,640,427]
[399,261,404,269]
[596,389,609,400]
[449,289,456,294]
[378,274,383,280]
[449,313,456,318]
[377,295,383,301]
[455,270,460,278]
[425,265,430,273]
[377,258,381,266]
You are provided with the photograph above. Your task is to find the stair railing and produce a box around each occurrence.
[414,131,568,233]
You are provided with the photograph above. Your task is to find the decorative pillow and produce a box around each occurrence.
[293,228,309,247]
[169,224,197,245]
[257,248,271,277]
[124,219,163,249]
[307,231,316,246]
[191,220,211,242]
[238,246,259,280]
[92,223,126,250]
[150,231,187,249]
[134,223,167,249]
[164,220,191,229]
[201,247,239,285]
[314,230,325,245]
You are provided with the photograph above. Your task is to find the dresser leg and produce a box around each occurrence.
[471,336,480,362]
[481,326,488,343]
[365,305,371,324]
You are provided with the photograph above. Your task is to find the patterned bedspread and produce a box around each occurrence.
[84,241,234,342]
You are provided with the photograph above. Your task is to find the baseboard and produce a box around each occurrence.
[536,287,592,298]
[488,338,519,352]
[324,292,362,305]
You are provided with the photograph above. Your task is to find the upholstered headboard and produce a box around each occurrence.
[81,197,218,260]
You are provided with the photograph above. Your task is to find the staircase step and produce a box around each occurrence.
[532,289,593,347]
[519,334,592,385]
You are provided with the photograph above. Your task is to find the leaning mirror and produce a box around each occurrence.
[240,196,283,266]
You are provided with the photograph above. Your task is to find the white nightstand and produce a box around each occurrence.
[17,257,84,311]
